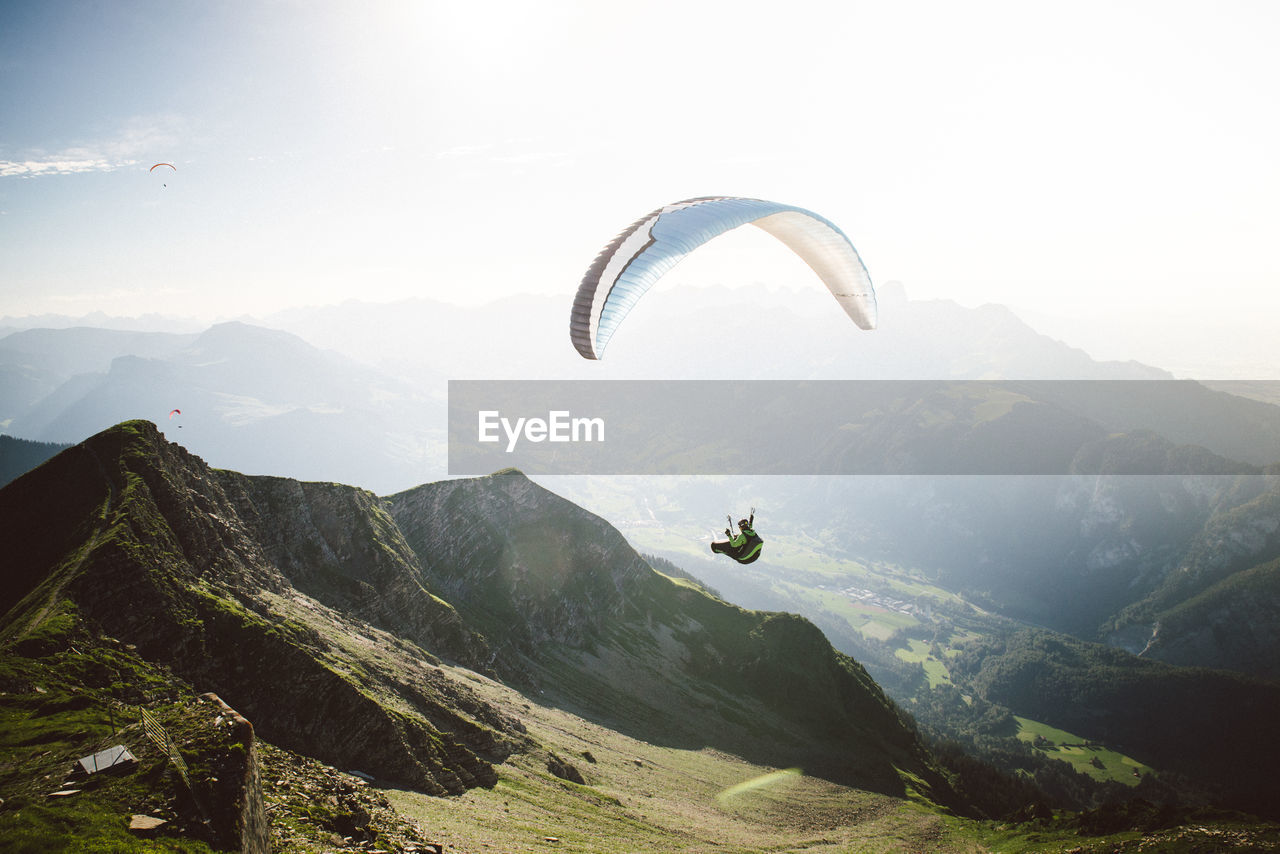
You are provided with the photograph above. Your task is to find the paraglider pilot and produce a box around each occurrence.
[711,510,763,564]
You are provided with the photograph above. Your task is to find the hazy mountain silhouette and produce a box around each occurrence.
[263,283,1174,381]
[2,322,445,493]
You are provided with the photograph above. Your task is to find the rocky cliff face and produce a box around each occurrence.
[219,473,489,669]
[1093,479,1280,675]
[192,692,271,854]
[387,470,657,653]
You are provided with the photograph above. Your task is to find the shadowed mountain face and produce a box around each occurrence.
[386,471,658,650]
[951,628,1280,820]
[0,435,69,487]
[0,421,504,795]
[0,421,961,809]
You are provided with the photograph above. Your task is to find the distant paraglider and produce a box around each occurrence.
[570,196,877,360]
[151,162,175,187]
[168,408,182,428]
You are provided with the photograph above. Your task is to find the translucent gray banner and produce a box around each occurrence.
[447,380,1280,475]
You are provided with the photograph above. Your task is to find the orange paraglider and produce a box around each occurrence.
[151,163,176,187]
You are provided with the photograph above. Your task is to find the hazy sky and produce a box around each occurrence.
[3,1,1278,376]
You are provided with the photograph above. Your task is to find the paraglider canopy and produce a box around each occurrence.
[150,163,176,187]
[168,409,181,418]
[570,196,877,360]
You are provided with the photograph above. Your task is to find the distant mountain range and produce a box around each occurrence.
[260,283,1177,382]
[2,283,1179,386]
[7,286,1276,491]
[0,320,445,494]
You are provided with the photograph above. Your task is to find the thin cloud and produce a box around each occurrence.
[1,115,186,179]
[0,156,119,177]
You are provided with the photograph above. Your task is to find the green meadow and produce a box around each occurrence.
[1014,717,1152,785]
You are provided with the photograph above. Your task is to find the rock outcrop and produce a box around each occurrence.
[0,420,511,795]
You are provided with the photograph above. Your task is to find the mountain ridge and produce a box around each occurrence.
[0,420,989,850]
[0,421,511,798]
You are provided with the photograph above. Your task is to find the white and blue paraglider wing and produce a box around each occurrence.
[570,196,876,360]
